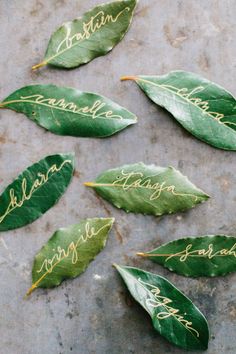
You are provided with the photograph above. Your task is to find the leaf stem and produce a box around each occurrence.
[24,284,37,298]
[84,182,95,187]
[120,76,138,81]
[32,61,47,71]
[136,252,147,257]
[137,252,177,257]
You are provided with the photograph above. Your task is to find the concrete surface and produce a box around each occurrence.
[0,0,236,353]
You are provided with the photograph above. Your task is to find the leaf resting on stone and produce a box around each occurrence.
[0,84,137,137]
[26,218,114,295]
[0,153,74,232]
[115,264,209,350]
[138,235,236,277]
[84,162,209,216]
[121,71,236,150]
[32,0,137,70]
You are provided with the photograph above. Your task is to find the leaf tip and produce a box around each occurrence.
[110,217,115,224]
[120,75,138,82]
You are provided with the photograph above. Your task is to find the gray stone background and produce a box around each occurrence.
[0,0,235,353]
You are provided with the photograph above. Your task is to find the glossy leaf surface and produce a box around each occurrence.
[0,153,74,231]
[0,85,137,137]
[85,162,209,216]
[115,265,209,350]
[122,71,236,150]
[27,218,114,295]
[33,0,137,69]
[138,235,236,277]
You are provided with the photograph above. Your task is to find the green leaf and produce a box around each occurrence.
[84,162,209,216]
[138,235,236,277]
[0,153,74,232]
[121,71,236,150]
[0,84,137,137]
[26,218,114,295]
[32,0,137,70]
[115,265,209,350]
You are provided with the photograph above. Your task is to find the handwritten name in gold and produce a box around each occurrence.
[166,242,236,262]
[16,94,123,120]
[56,8,130,53]
[0,159,72,225]
[159,84,236,127]
[138,278,199,338]
[36,221,111,273]
[112,169,199,201]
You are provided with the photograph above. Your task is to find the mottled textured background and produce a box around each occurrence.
[0,0,235,353]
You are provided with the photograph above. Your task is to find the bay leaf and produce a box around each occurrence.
[121,71,236,150]
[0,153,74,232]
[26,218,114,295]
[32,0,137,70]
[114,265,209,350]
[0,85,137,137]
[84,162,209,216]
[138,235,236,277]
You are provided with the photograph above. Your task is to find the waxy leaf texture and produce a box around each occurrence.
[138,235,236,277]
[32,0,137,70]
[84,162,209,216]
[122,71,236,150]
[0,84,137,137]
[27,218,114,295]
[0,153,74,231]
[115,265,209,350]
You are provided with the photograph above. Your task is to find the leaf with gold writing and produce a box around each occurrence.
[32,0,137,70]
[0,153,74,232]
[26,218,114,295]
[121,71,236,150]
[84,162,209,216]
[114,265,209,350]
[0,85,137,137]
[138,235,236,277]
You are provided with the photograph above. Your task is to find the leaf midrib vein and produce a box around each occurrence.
[2,99,127,121]
[137,78,234,129]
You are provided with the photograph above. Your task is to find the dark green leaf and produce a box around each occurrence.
[138,235,236,277]
[32,0,137,70]
[26,218,114,295]
[115,265,209,350]
[121,71,236,150]
[84,162,209,216]
[0,153,74,231]
[0,84,137,137]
